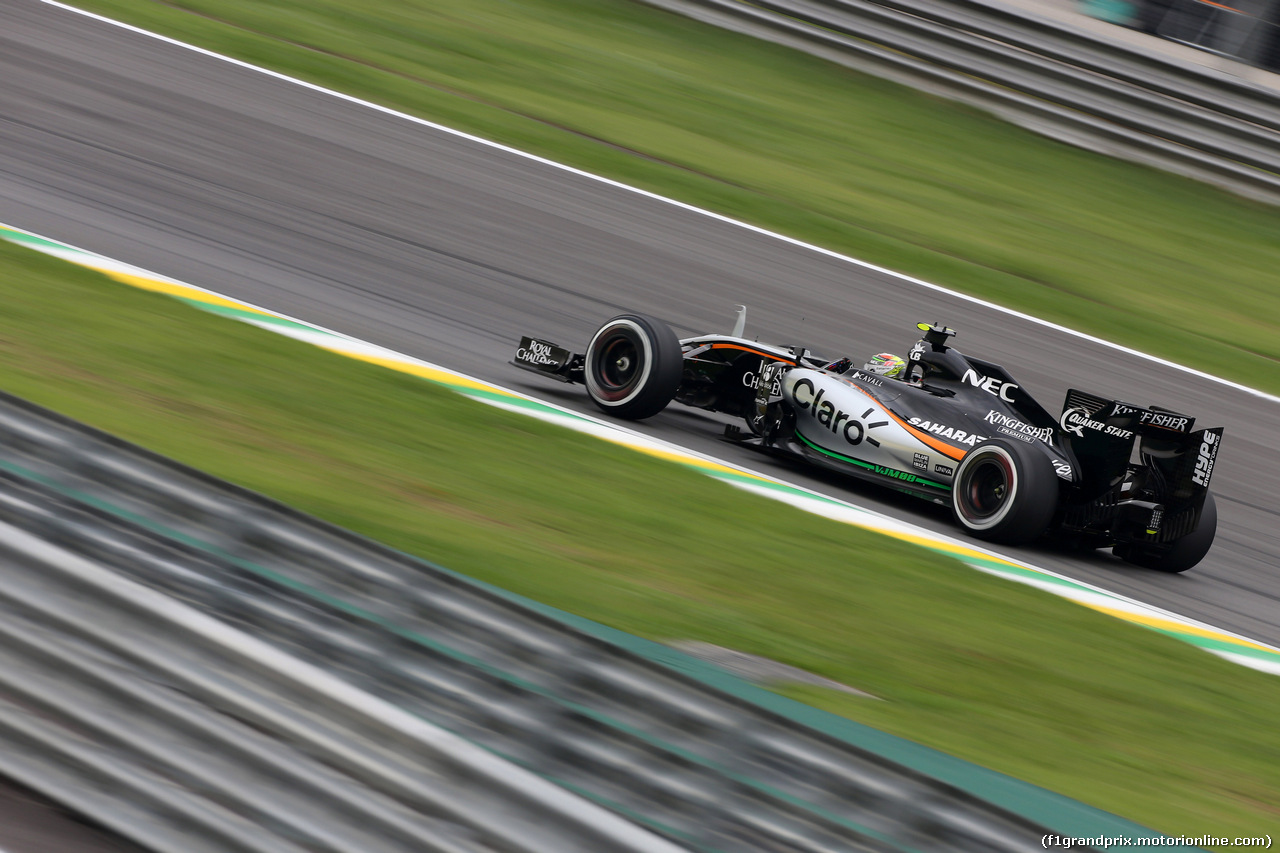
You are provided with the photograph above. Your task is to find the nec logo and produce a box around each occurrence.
[961,368,1018,402]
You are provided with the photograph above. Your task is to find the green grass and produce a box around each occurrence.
[67,0,1280,395]
[3,233,1279,846]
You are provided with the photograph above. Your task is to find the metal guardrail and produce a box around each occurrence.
[0,389,1193,851]
[636,0,1280,203]
[0,518,685,853]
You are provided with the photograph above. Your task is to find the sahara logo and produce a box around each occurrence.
[906,417,981,446]
[961,368,1017,402]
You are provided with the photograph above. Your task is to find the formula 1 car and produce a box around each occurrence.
[512,310,1222,572]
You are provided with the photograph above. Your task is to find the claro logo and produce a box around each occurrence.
[793,378,874,445]
[1192,432,1219,487]
[961,368,1017,402]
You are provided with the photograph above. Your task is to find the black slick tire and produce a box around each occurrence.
[584,313,683,420]
[952,438,1058,544]
[1114,491,1217,573]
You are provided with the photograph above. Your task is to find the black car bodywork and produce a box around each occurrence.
[514,311,1222,572]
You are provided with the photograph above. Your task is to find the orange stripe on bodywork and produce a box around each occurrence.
[706,343,796,364]
[842,381,968,461]
[1193,0,1244,11]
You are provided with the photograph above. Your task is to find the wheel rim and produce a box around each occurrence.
[959,452,1015,528]
[587,322,652,404]
[598,334,640,392]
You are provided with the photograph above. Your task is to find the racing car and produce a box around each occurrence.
[512,310,1222,572]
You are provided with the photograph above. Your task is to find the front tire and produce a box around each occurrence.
[952,439,1058,544]
[1114,491,1217,573]
[583,313,683,420]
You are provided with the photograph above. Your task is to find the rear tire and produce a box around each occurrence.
[584,314,683,420]
[1114,491,1217,573]
[952,439,1058,544]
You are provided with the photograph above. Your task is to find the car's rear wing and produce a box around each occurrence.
[1060,387,1221,495]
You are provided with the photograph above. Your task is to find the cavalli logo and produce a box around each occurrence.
[907,417,981,446]
[983,410,1053,444]
[1192,431,1219,486]
[850,370,883,387]
[793,378,882,446]
[961,368,1017,402]
[516,339,561,366]
[1059,407,1133,440]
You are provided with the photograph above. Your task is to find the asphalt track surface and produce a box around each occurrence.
[2,0,1279,664]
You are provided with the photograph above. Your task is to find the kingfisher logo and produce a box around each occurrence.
[1140,410,1192,433]
[1192,431,1219,486]
[793,378,880,446]
[984,410,1053,444]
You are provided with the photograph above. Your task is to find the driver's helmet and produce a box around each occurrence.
[863,353,906,379]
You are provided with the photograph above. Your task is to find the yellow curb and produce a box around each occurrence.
[1085,603,1275,653]
[872,528,1023,567]
[333,349,518,395]
[103,271,263,313]
[600,436,765,479]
